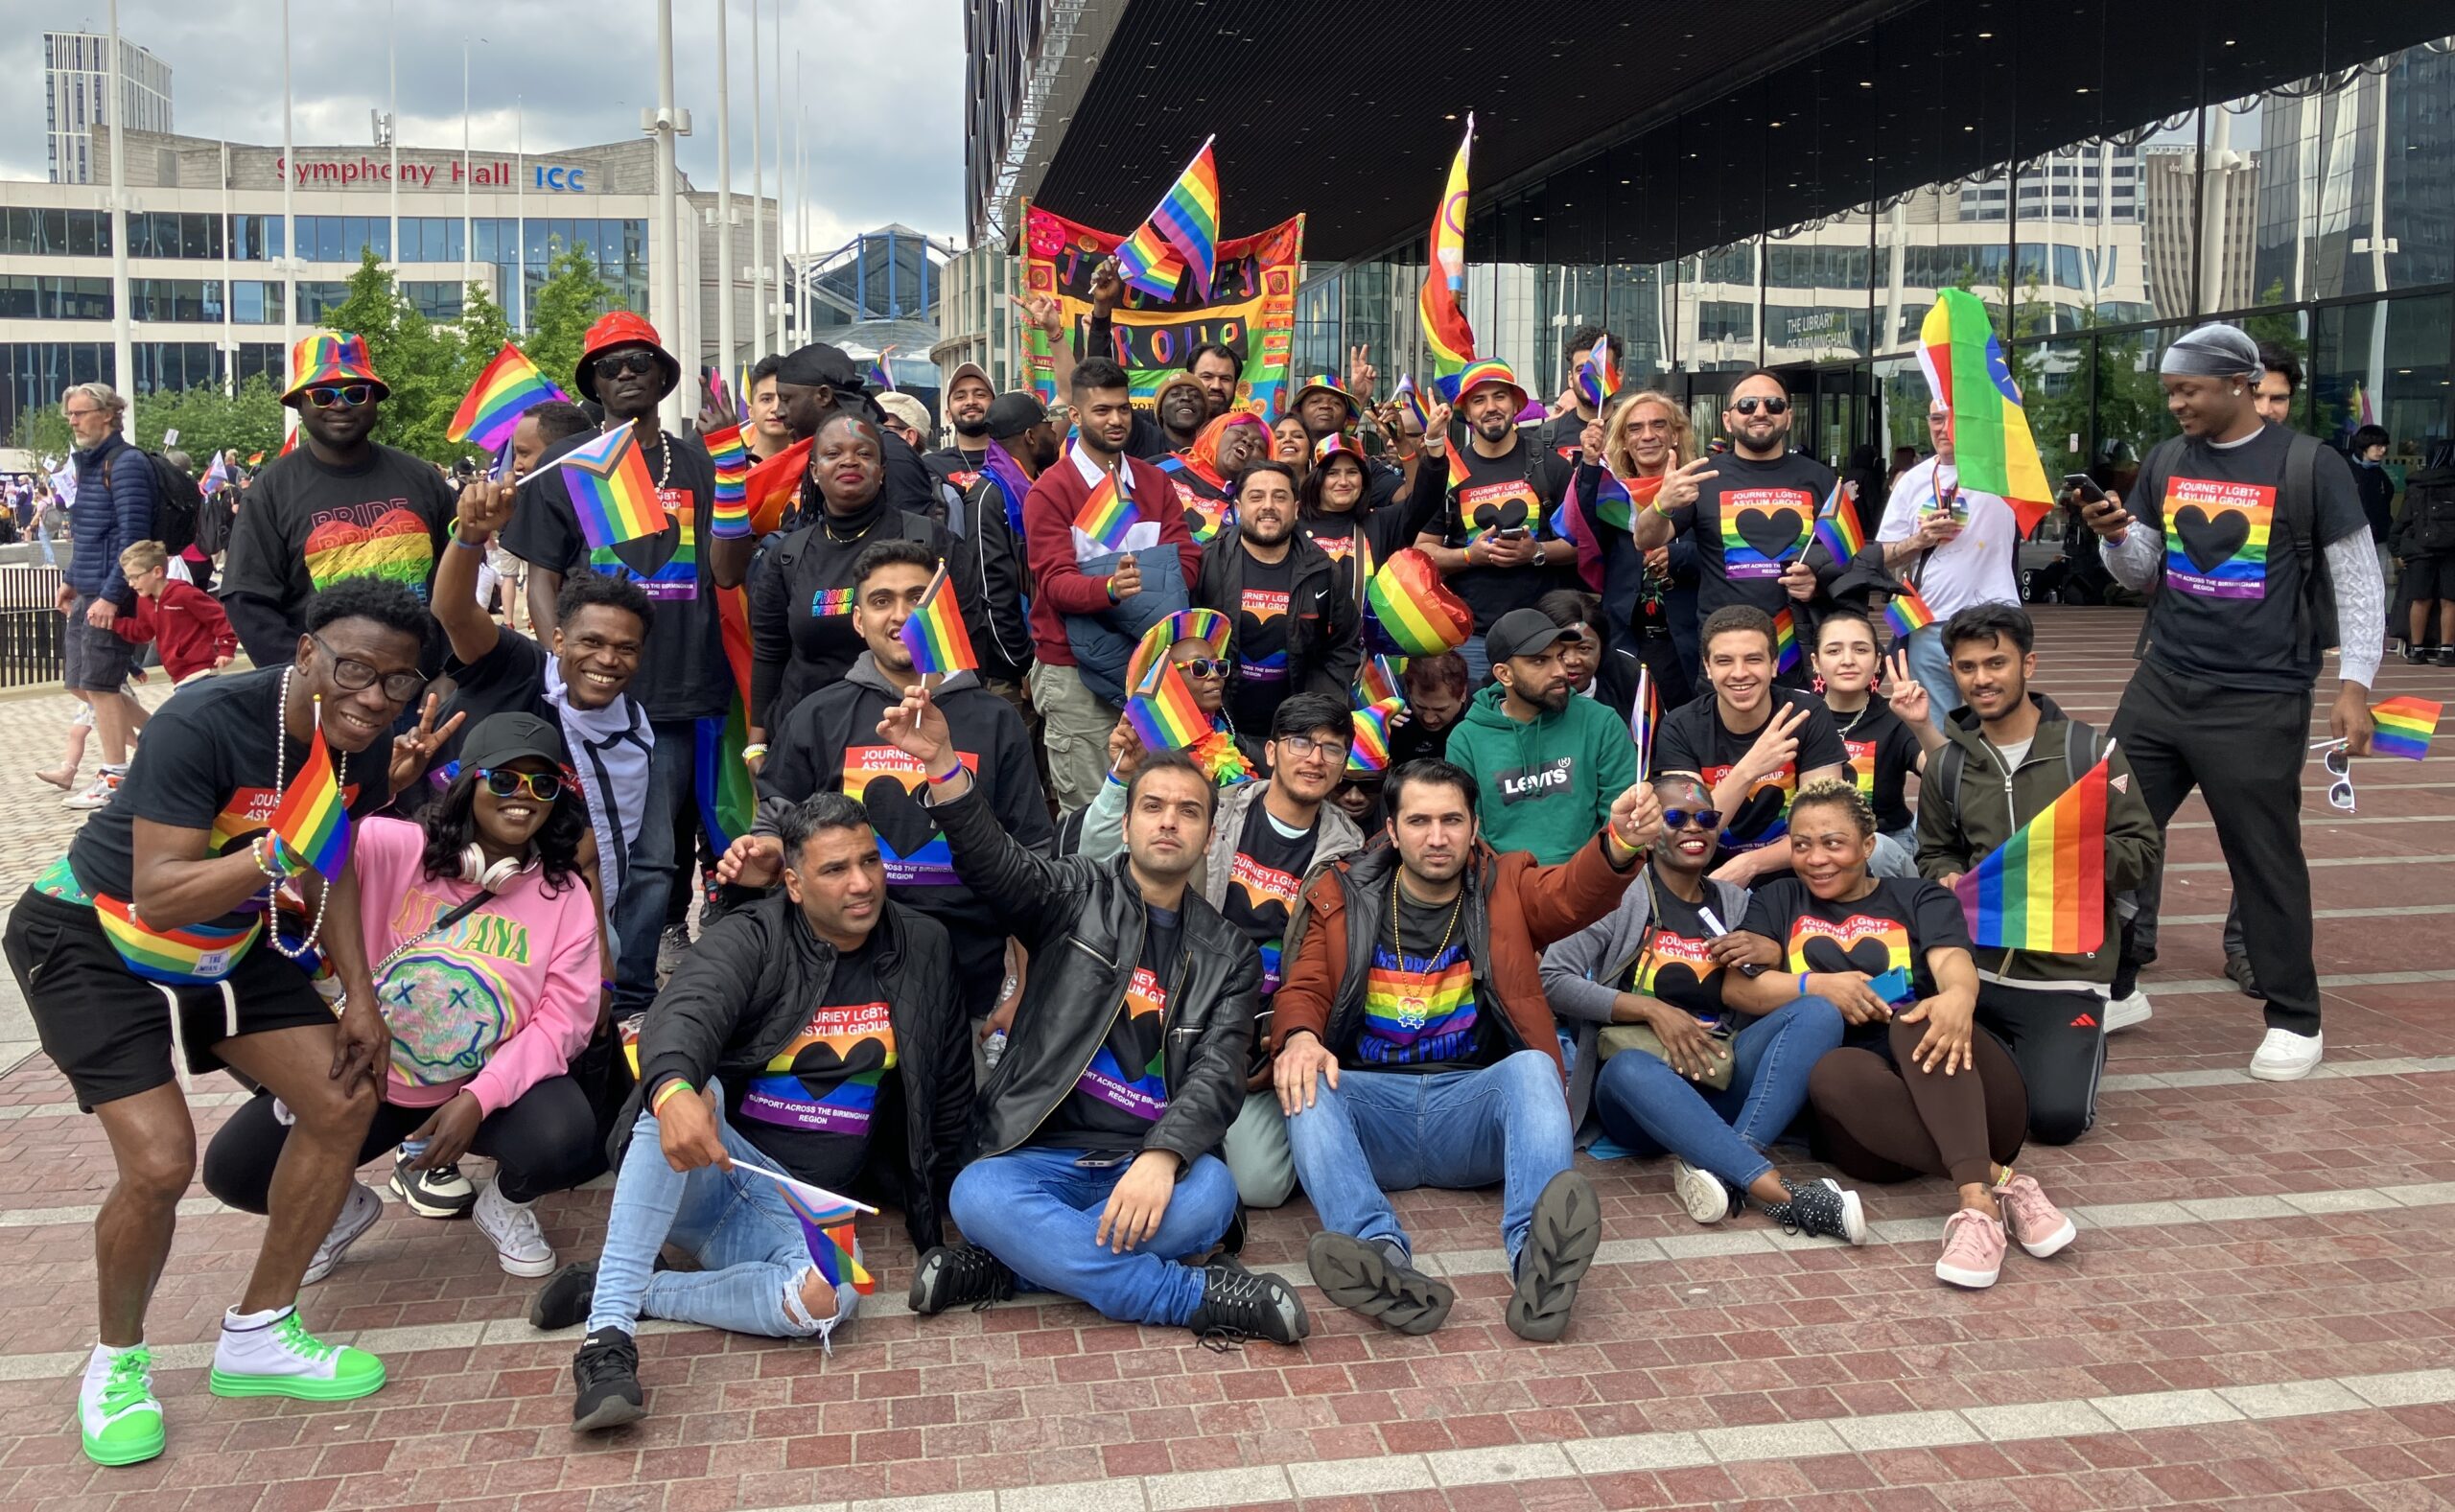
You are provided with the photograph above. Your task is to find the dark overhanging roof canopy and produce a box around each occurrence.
[1029,0,2450,267]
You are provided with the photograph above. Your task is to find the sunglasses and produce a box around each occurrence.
[2313,739,2356,812]
[310,633,426,702]
[305,384,373,408]
[1730,396,1789,416]
[1663,807,1724,832]
[1176,657,1231,680]
[478,768,565,803]
[594,351,662,379]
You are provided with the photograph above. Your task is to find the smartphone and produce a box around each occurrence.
[2063,472,2109,504]
[1497,527,1530,541]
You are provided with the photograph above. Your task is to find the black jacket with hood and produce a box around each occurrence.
[1191,523,1363,707]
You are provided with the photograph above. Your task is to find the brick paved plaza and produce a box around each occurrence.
[0,606,2447,1512]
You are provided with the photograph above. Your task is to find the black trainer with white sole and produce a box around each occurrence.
[570,1327,644,1432]
[1768,1176,1867,1244]
[529,1261,598,1332]
[907,1244,1016,1315]
[390,1153,477,1218]
[1305,1231,1455,1335]
[1506,1170,1603,1342]
[1186,1265,1309,1347]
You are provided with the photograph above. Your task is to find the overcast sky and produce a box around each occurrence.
[0,0,967,250]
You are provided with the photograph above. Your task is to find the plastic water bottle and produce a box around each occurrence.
[983,1030,1008,1070]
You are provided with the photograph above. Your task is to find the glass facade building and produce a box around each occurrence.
[1292,13,2454,478]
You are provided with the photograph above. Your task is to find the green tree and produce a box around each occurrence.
[9,405,72,459]
[316,248,468,464]
[524,241,621,397]
[134,376,288,465]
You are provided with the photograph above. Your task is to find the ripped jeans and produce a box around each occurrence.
[586,1094,859,1345]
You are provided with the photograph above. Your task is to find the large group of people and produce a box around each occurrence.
[11,296,2408,1468]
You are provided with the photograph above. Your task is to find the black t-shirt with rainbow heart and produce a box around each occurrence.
[1669,450,1836,618]
[1742,874,1971,1005]
[1652,687,1851,854]
[1624,885,1731,1024]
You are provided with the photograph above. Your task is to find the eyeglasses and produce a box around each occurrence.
[305,384,373,409]
[311,633,427,703]
[1662,807,1724,831]
[479,768,565,803]
[1730,396,1789,416]
[2313,738,2356,812]
[1276,733,1349,762]
[60,407,100,421]
[1176,657,1231,680]
[594,351,661,379]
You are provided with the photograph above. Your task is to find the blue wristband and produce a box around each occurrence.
[1796,971,1811,999]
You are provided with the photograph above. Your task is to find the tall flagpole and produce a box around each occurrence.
[280,0,297,442]
[386,3,399,276]
[106,0,133,437]
[749,0,764,363]
[515,97,526,330]
[653,0,682,430]
[795,52,807,342]
[461,39,474,284]
[772,5,786,354]
[714,0,736,391]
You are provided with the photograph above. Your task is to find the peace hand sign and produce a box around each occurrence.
[1882,649,1930,725]
[1346,343,1378,402]
[388,691,466,794]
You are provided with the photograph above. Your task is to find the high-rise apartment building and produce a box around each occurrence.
[43,31,174,185]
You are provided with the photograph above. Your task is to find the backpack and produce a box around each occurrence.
[1929,719,2103,842]
[101,447,201,555]
[193,485,237,557]
[2405,466,2455,554]
[2127,431,2334,663]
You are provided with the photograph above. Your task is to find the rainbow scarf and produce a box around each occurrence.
[448,341,569,451]
[703,423,752,538]
[1953,752,2112,954]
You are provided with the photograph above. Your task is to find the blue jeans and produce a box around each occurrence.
[949,1145,1237,1326]
[1900,625,1962,721]
[611,720,699,1016]
[1591,997,1845,1193]
[1283,1048,1571,1268]
[587,1101,856,1342]
[1871,828,1917,878]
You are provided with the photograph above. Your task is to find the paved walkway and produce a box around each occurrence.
[0,609,2449,1512]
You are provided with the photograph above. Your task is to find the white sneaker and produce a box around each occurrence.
[2103,989,2153,1033]
[474,1180,555,1277]
[62,772,119,810]
[1671,1157,1739,1224]
[2248,1027,2323,1082]
[301,1181,382,1286]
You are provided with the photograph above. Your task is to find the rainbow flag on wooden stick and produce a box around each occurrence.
[1952,750,2113,954]
[897,563,976,677]
[1418,115,1478,400]
[1576,333,1621,409]
[2371,696,2443,760]
[449,341,569,451]
[268,713,350,881]
[1919,290,2053,536]
[1114,137,1221,302]
[539,425,668,547]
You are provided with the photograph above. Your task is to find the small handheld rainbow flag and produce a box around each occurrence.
[1356,654,1407,712]
[1630,664,1659,777]
[2370,695,2443,760]
[897,562,976,678]
[268,710,350,881]
[1126,656,1211,754]
[449,341,570,451]
[1394,373,1429,433]
[1444,435,1472,495]
[1575,333,1621,409]
[1813,478,1865,564]
[730,1158,878,1296]
[540,425,668,548]
[1074,467,1137,553]
[1885,581,1938,640]
[1952,751,2113,954]
[744,436,812,536]
[1772,606,1801,675]
[246,450,267,467]
[1114,136,1222,302]
[866,348,897,395]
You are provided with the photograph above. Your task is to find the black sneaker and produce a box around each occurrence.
[529,1261,598,1332]
[1506,1171,1603,1342]
[570,1327,644,1431]
[1768,1176,1867,1244]
[1218,1205,1248,1258]
[908,1244,1016,1315]
[1186,1265,1309,1349]
[1305,1231,1454,1336]
[390,1154,477,1219]
[2405,643,2439,664]
[2437,647,2455,668]
[2223,952,2266,1002]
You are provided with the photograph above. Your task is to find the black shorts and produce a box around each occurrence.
[2,889,338,1111]
[2401,552,2455,603]
[62,599,137,691]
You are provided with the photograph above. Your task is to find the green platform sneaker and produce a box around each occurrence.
[207,1309,386,1402]
[77,1346,165,1466]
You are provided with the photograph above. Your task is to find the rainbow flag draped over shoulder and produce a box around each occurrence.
[898,564,976,677]
[268,724,350,880]
[1814,478,1865,563]
[1126,657,1211,753]
[1885,581,1938,640]
[450,341,569,451]
[543,426,668,548]
[1952,752,2112,954]
[1114,137,1222,302]
[2371,695,2443,760]
[1919,291,2053,536]
[1418,115,1478,401]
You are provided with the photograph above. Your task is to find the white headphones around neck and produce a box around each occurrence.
[458,845,539,892]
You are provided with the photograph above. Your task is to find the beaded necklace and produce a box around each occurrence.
[264,666,335,960]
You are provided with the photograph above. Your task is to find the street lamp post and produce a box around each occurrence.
[714,0,736,399]
[106,0,134,437]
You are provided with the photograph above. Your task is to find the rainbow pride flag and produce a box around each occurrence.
[2371,695,2442,760]
[866,349,897,394]
[744,436,812,535]
[898,563,976,677]
[448,341,569,451]
[1953,752,2112,954]
[1394,373,1429,433]
[1772,606,1800,675]
[1576,333,1621,409]
[1126,657,1210,754]
[1114,137,1221,302]
[733,1158,877,1296]
[1357,654,1407,712]
[1347,703,1394,775]
[543,426,668,548]
[1813,478,1866,564]
[1885,581,1938,640]
[246,450,267,466]
[1919,291,2053,536]
[1631,664,1659,777]
[1418,115,1478,400]
[269,725,350,881]
[1075,467,1137,553]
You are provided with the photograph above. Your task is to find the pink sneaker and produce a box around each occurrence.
[1935,1207,2005,1289]
[1995,1173,2075,1259]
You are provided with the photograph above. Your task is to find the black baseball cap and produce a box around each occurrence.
[1485,608,1578,664]
[986,392,1047,440]
[458,711,569,775]
[775,343,858,389]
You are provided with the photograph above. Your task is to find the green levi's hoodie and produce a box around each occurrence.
[1444,683,1640,865]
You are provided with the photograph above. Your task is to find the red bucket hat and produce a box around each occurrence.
[575,311,681,403]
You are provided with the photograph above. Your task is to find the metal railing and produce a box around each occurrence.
[0,607,65,688]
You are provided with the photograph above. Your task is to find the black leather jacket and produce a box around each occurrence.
[930,782,1258,1167]
[623,892,970,1253]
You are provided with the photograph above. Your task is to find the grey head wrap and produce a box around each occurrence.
[2160,323,2262,379]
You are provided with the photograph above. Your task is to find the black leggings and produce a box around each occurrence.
[1976,983,2105,1147]
[201,1074,599,1213]
[1808,1017,2028,1189]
